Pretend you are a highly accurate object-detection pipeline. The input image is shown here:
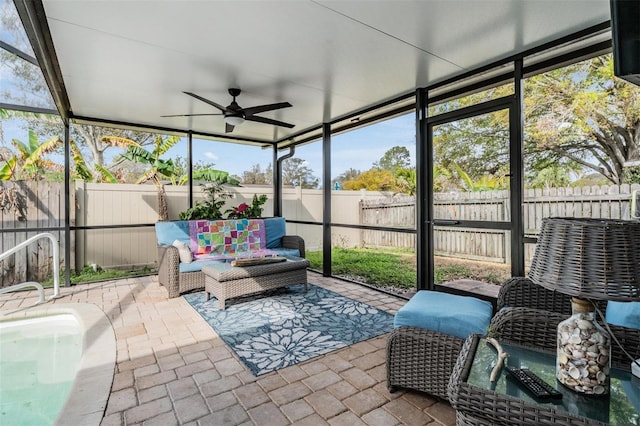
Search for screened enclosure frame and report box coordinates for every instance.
[3,3,615,295]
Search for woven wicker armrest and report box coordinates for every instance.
[489,307,565,353]
[608,323,640,371]
[498,277,609,315]
[157,245,180,298]
[281,235,306,258]
[497,277,573,314]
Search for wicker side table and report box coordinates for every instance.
[448,335,640,426]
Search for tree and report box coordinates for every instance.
[282,158,319,189]
[525,54,640,185]
[241,163,273,185]
[374,146,411,171]
[454,164,508,192]
[526,164,575,189]
[394,168,416,195]
[343,169,396,191]
[333,168,361,187]
[430,55,640,187]
[431,105,510,184]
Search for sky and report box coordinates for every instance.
[1,112,416,182]
[173,112,417,181]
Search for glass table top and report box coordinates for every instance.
[467,339,640,425]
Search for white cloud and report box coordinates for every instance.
[204,151,218,161]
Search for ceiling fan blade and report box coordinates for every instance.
[245,115,295,128]
[160,113,223,117]
[225,123,235,133]
[241,102,292,117]
[183,91,227,112]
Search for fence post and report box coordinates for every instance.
[75,179,86,272]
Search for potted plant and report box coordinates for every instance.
[225,194,268,219]
[178,182,232,220]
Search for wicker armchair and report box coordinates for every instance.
[157,235,305,298]
[491,277,640,371]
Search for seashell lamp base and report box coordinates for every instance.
[556,298,610,395]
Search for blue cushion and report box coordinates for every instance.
[270,248,301,258]
[264,217,286,249]
[393,290,493,340]
[155,221,189,246]
[179,259,225,273]
[606,301,640,330]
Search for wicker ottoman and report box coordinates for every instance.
[202,258,309,310]
[386,291,493,400]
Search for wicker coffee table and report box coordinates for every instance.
[202,257,309,310]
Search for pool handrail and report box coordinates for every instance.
[0,232,60,301]
[0,281,45,304]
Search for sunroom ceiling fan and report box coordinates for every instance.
[161,88,294,133]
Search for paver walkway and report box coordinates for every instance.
[0,272,463,425]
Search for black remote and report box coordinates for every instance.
[505,366,563,401]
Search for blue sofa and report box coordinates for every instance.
[155,217,305,298]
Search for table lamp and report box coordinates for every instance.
[528,217,640,395]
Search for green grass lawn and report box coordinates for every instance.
[306,247,417,289]
[306,247,507,291]
[42,264,156,287]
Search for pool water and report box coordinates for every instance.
[0,314,83,426]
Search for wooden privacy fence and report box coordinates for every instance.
[360,183,640,264]
[0,181,70,288]
[2,180,639,287]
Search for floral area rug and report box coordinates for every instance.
[183,284,394,375]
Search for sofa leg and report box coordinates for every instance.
[205,292,210,301]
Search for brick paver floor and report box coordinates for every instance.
[0,272,457,426]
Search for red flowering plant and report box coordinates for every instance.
[225,194,267,219]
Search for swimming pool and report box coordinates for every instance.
[0,304,115,426]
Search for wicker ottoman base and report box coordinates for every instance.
[202,258,309,310]
[386,326,464,400]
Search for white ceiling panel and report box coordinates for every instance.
[40,0,611,142]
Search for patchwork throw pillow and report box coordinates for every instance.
[188,219,266,258]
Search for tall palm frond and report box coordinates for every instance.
[136,168,160,185]
[71,140,93,181]
[121,145,156,165]
[0,157,17,181]
[193,169,240,186]
[99,136,141,149]
[157,135,180,154]
[22,135,62,169]
[94,164,119,183]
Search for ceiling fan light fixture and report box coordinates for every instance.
[224,113,245,126]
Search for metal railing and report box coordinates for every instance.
[0,233,60,303]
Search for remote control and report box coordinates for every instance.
[505,366,563,401]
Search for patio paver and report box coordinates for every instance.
[0,272,457,425]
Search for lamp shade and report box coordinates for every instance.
[529,217,640,301]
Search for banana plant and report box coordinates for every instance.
[116,134,179,220]
[0,130,63,180]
